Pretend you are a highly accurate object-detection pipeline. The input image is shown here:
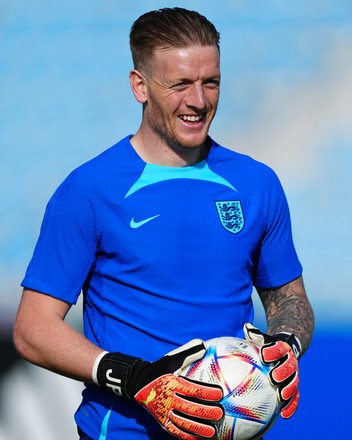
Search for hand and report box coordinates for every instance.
[243,323,302,419]
[94,340,223,439]
[132,340,223,439]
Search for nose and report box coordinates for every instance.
[185,83,206,110]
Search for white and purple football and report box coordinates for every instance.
[181,336,280,440]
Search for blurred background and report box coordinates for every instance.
[1,0,351,438]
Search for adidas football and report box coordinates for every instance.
[180,336,280,440]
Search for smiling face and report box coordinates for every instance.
[130,45,221,164]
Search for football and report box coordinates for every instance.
[180,336,280,440]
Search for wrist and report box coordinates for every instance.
[93,351,143,398]
[92,351,109,385]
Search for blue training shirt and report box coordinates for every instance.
[22,135,302,439]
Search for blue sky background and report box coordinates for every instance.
[1,1,351,438]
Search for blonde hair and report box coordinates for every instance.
[129,7,220,73]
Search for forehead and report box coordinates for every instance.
[150,45,220,80]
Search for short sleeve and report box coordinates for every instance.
[252,171,302,288]
[21,171,97,304]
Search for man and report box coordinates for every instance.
[13,7,314,440]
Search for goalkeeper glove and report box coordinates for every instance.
[93,340,224,439]
[243,323,302,419]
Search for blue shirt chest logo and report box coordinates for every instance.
[215,201,244,234]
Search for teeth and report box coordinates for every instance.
[180,115,202,122]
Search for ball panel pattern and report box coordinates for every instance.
[180,337,280,440]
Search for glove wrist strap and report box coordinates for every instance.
[273,332,302,360]
[94,352,142,398]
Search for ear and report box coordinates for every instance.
[129,69,148,104]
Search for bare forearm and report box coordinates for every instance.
[13,289,102,383]
[17,319,101,382]
[257,276,314,354]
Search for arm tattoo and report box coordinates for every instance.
[257,276,314,355]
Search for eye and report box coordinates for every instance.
[172,81,189,90]
[204,79,220,89]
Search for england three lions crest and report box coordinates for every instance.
[215,201,244,234]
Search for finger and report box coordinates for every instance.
[243,323,266,348]
[178,377,223,402]
[166,339,206,373]
[270,356,298,383]
[169,412,217,438]
[281,392,300,419]
[165,419,201,440]
[280,373,299,401]
[173,395,223,422]
[167,339,205,357]
[261,341,290,363]
[157,340,206,376]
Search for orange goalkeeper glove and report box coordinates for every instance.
[244,323,302,419]
[93,340,224,439]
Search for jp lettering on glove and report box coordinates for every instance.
[243,323,302,419]
[92,339,224,439]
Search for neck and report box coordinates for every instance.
[130,130,210,167]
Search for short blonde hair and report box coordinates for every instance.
[129,7,220,73]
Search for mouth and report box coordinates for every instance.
[178,114,204,123]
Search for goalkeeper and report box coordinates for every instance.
[13,7,314,440]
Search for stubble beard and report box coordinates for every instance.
[148,114,212,157]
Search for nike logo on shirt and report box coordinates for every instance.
[130,214,160,229]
